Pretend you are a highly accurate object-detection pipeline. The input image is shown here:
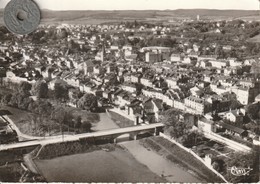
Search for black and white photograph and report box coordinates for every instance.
[0,0,259,183]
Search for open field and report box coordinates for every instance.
[1,9,260,25]
[39,9,260,21]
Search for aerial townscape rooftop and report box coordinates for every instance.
[0,0,259,183]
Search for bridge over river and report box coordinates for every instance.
[0,123,164,151]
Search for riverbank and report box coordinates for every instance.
[0,147,44,182]
[139,136,224,183]
[121,140,204,183]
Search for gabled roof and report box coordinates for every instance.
[143,100,154,110]
[221,122,246,134]
[152,99,163,110]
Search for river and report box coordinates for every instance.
[34,147,166,183]
[34,140,204,183]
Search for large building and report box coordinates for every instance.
[145,52,162,63]
[184,96,212,115]
[231,83,260,105]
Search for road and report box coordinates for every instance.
[0,115,43,140]
[0,123,164,151]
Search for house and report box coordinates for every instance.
[253,136,260,145]
[255,94,260,102]
[110,45,119,50]
[203,74,214,83]
[123,74,131,83]
[166,78,178,89]
[121,83,136,93]
[210,83,229,95]
[223,45,233,51]
[152,99,163,120]
[130,73,142,83]
[170,54,182,62]
[184,96,212,115]
[145,52,162,63]
[208,95,231,113]
[161,93,174,107]
[106,64,117,74]
[215,28,222,33]
[190,86,203,97]
[188,52,199,59]
[103,90,113,101]
[141,46,171,53]
[182,57,192,64]
[93,66,102,74]
[0,46,8,53]
[123,45,133,51]
[193,44,200,52]
[142,99,161,124]
[231,86,255,105]
[239,79,255,88]
[197,117,216,133]
[225,109,244,124]
[48,78,68,90]
[198,55,218,61]
[142,88,164,100]
[173,99,185,111]
[125,54,137,62]
[219,122,248,138]
[63,74,80,88]
[209,60,227,69]
[229,59,242,67]
[141,77,153,88]
[197,60,210,68]
[127,104,143,125]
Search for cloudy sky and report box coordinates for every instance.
[0,0,259,10]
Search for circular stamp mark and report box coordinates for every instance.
[4,0,41,35]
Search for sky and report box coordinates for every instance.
[0,0,259,10]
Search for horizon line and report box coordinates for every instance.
[0,8,259,11]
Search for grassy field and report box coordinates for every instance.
[39,9,260,21]
[1,9,259,26]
